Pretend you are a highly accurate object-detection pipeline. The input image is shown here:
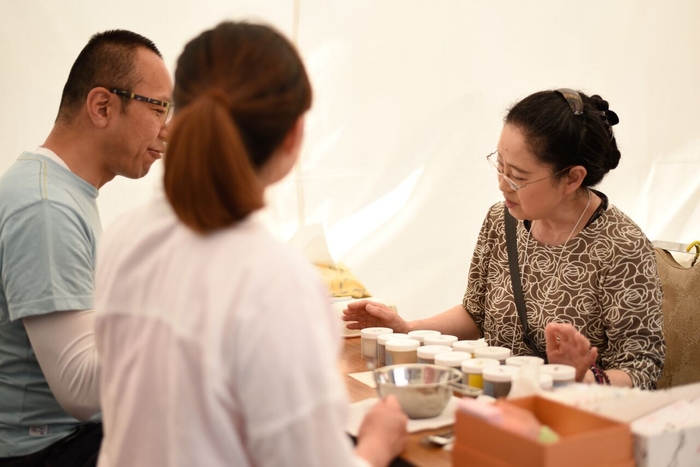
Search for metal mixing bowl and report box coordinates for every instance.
[373,364,462,419]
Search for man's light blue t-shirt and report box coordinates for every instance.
[0,152,101,456]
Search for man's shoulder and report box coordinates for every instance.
[0,153,94,223]
[0,155,49,220]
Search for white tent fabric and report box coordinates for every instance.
[1,1,698,321]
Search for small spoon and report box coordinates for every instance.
[420,430,454,447]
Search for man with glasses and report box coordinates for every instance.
[0,29,172,466]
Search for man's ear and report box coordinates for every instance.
[85,87,113,128]
[564,165,587,194]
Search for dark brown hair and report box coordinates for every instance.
[164,21,312,234]
[57,29,162,122]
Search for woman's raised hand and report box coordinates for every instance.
[342,300,409,334]
[545,322,599,382]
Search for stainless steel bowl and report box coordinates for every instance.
[373,364,462,419]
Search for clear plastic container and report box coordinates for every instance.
[376,333,409,367]
[360,327,393,364]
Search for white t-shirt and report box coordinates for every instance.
[94,197,364,467]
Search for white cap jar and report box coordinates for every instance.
[434,351,472,369]
[473,346,511,363]
[482,365,519,398]
[416,345,453,364]
[407,330,441,345]
[423,334,458,347]
[505,356,545,367]
[461,358,500,389]
[452,339,488,356]
[538,373,554,391]
[540,364,577,387]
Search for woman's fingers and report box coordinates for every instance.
[545,322,597,381]
[342,300,385,318]
[588,346,599,366]
[341,300,401,330]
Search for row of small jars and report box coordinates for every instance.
[360,327,577,398]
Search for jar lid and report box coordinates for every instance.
[505,356,545,367]
[417,345,453,359]
[385,338,420,352]
[435,351,472,367]
[360,327,394,340]
[539,373,554,390]
[423,334,458,346]
[461,358,501,373]
[452,339,488,352]
[483,365,519,382]
[474,346,511,361]
[377,333,409,345]
[539,364,576,381]
[407,330,441,342]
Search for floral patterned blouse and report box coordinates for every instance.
[463,198,665,389]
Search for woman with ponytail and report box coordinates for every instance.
[93,22,407,467]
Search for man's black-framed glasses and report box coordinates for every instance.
[110,89,174,126]
[486,151,572,191]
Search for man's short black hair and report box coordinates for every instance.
[57,29,162,122]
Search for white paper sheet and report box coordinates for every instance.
[346,396,460,436]
[348,370,376,388]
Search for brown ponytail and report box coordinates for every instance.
[164,21,312,234]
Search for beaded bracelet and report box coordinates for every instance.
[590,364,610,385]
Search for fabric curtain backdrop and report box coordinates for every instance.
[1,0,698,321]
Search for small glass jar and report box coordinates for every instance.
[360,327,393,363]
[505,356,545,368]
[452,339,488,356]
[474,346,511,364]
[461,358,500,389]
[416,345,453,364]
[540,364,577,387]
[385,339,420,365]
[407,330,441,345]
[376,333,409,367]
[482,365,519,398]
[423,334,458,347]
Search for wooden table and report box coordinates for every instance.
[340,337,452,467]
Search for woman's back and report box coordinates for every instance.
[95,198,356,467]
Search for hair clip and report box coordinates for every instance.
[554,88,584,115]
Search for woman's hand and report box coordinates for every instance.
[545,322,598,382]
[355,395,408,467]
[342,300,409,334]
